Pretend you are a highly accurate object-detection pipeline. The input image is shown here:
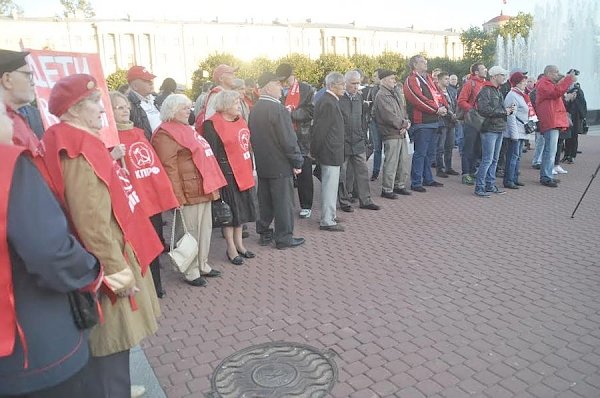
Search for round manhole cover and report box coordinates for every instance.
[209,342,337,398]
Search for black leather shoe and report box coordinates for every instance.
[202,269,222,277]
[319,224,345,232]
[238,250,256,258]
[503,183,519,189]
[370,174,379,181]
[446,169,460,176]
[258,234,273,246]
[226,252,244,265]
[276,237,305,249]
[340,205,354,212]
[156,288,166,298]
[411,186,427,192]
[393,188,412,195]
[359,203,381,210]
[424,181,444,187]
[436,170,449,178]
[381,191,398,199]
[541,180,558,188]
[515,181,525,186]
[185,277,207,287]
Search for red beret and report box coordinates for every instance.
[509,72,527,87]
[48,74,98,117]
[127,65,156,82]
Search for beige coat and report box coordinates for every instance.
[62,155,161,357]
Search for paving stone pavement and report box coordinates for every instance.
[141,134,600,398]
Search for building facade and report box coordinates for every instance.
[0,16,464,87]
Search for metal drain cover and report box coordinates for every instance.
[208,342,337,398]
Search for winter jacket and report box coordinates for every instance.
[535,75,574,133]
[128,91,153,140]
[339,91,367,155]
[373,86,409,141]
[403,72,447,125]
[504,89,531,140]
[311,91,345,166]
[476,83,507,133]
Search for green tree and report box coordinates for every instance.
[314,54,355,87]
[189,53,241,101]
[498,12,534,38]
[237,57,276,81]
[106,69,127,92]
[349,54,378,81]
[460,26,495,67]
[60,0,95,18]
[427,57,472,78]
[0,0,23,16]
[276,53,320,86]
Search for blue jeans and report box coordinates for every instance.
[540,129,559,182]
[532,132,544,166]
[475,132,503,192]
[455,122,464,157]
[503,139,523,185]
[369,120,382,177]
[410,123,438,187]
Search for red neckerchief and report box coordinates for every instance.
[6,105,43,156]
[154,121,226,194]
[511,87,536,118]
[208,113,255,192]
[41,123,162,279]
[413,72,444,108]
[0,145,30,368]
[118,127,179,215]
[284,80,301,130]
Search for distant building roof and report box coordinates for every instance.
[485,14,512,24]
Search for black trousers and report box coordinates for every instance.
[85,351,130,398]
[4,362,90,398]
[295,156,313,210]
[497,137,509,170]
[256,176,295,245]
[565,114,582,158]
[149,213,164,293]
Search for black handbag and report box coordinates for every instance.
[516,116,537,134]
[212,199,233,228]
[68,291,99,330]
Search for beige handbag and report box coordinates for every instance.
[168,207,198,273]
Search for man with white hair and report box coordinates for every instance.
[311,72,346,231]
[338,69,380,211]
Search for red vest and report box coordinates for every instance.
[194,86,223,134]
[41,123,162,276]
[154,121,226,194]
[6,105,42,156]
[0,145,26,361]
[208,113,255,192]
[118,127,179,215]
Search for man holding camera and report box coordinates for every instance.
[535,65,577,188]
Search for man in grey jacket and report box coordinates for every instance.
[373,69,412,199]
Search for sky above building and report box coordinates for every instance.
[17,0,537,31]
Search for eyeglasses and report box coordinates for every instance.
[13,70,34,83]
[114,105,131,111]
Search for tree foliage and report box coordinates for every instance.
[277,53,319,86]
[314,54,355,86]
[0,0,23,16]
[106,69,128,91]
[60,0,95,18]
[498,12,534,39]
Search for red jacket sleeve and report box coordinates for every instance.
[537,76,574,101]
[403,75,439,115]
[457,81,473,112]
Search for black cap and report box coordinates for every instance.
[378,69,396,80]
[0,49,30,75]
[275,63,293,80]
[257,71,283,88]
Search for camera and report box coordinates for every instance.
[568,69,580,76]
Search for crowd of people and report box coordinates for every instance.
[0,44,589,397]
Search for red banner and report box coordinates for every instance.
[25,49,119,147]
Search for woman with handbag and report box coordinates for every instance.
[152,94,227,287]
[41,74,162,398]
[204,90,257,265]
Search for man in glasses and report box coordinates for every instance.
[0,49,42,155]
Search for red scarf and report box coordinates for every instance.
[208,113,255,191]
[511,87,537,119]
[118,127,179,215]
[41,123,162,277]
[414,72,444,108]
[154,121,226,194]
[284,80,301,130]
[0,145,28,366]
[6,105,42,156]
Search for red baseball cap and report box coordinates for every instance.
[48,74,98,117]
[212,64,238,83]
[127,65,156,82]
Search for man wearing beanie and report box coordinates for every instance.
[0,49,42,154]
[276,63,316,219]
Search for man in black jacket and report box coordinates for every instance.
[474,66,515,197]
[249,72,305,249]
[276,63,316,219]
[311,72,346,232]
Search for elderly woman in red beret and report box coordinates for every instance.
[41,74,162,398]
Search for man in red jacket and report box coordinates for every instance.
[536,65,577,187]
[457,63,488,185]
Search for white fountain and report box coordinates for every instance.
[496,0,600,111]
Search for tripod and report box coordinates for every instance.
[571,161,600,218]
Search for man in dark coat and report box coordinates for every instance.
[276,63,316,219]
[0,108,100,397]
[249,72,305,249]
[311,72,346,232]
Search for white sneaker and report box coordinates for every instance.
[299,209,311,219]
[131,385,146,398]
[552,167,558,175]
[555,165,568,174]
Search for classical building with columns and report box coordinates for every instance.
[0,16,464,87]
